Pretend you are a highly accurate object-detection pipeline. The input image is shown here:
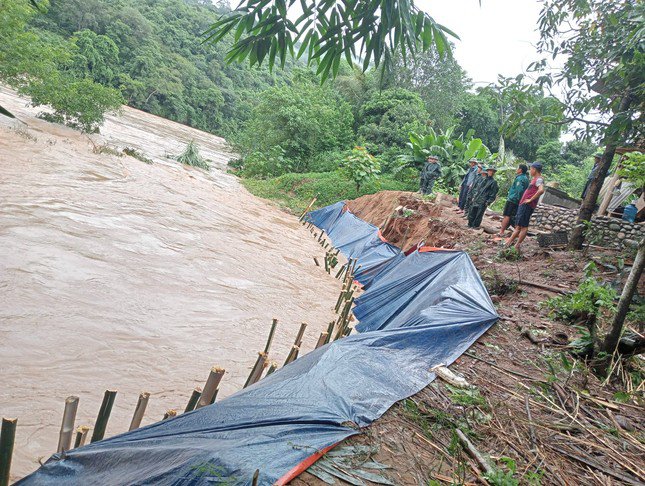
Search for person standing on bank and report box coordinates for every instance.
[457,158,479,213]
[420,155,442,195]
[468,167,499,228]
[497,163,529,237]
[463,163,484,216]
[505,162,545,250]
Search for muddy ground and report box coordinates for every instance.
[293,191,644,486]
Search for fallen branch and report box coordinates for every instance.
[547,445,643,485]
[517,280,570,294]
[456,429,493,475]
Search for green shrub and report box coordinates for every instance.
[235,70,354,170]
[242,171,416,214]
[28,74,123,133]
[545,264,617,322]
[175,140,210,170]
[340,146,380,191]
[239,146,290,178]
[306,150,348,173]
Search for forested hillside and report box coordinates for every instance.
[2,0,597,207]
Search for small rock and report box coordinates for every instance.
[609,223,621,231]
[617,232,626,239]
[624,239,638,248]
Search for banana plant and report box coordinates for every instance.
[399,126,490,190]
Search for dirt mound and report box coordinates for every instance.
[346,191,469,251]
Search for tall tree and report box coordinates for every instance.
[381,48,470,130]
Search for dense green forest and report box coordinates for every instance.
[1,0,598,209]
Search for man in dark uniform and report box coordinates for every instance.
[420,155,442,195]
[468,166,499,228]
[463,163,484,217]
[457,158,479,212]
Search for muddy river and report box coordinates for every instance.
[0,88,339,480]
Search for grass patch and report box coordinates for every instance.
[123,147,153,164]
[175,140,210,170]
[445,385,488,409]
[241,171,417,214]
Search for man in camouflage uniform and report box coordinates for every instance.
[420,155,442,195]
[468,166,499,228]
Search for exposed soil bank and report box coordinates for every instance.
[0,88,341,480]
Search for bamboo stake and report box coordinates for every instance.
[129,392,150,431]
[184,388,202,413]
[293,322,307,347]
[91,390,117,443]
[335,297,355,339]
[315,332,328,349]
[283,345,300,366]
[325,321,335,344]
[313,256,320,266]
[0,418,17,486]
[56,396,79,453]
[196,367,225,409]
[162,410,177,421]
[335,285,348,312]
[263,318,279,354]
[244,352,268,388]
[73,426,90,449]
[252,469,260,486]
[335,262,347,279]
[318,229,325,243]
[298,197,317,222]
[343,326,353,337]
[209,388,219,405]
[266,362,278,376]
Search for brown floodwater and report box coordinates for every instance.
[0,88,339,481]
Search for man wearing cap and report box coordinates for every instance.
[457,158,479,212]
[581,152,602,199]
[463,163,484,216]
[506,162,545,250]
[497,163,529,237]
[468,166,499,228]
[420,155,442,195]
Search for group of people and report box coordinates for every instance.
[419,155,546,250]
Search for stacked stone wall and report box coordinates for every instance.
[531,204,643,250]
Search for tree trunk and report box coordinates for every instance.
[601,237,645,354]
[568,94,633,250]
[568,143,617,249]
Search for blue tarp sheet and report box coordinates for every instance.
[20,202,498,486]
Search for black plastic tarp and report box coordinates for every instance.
[20,202,497,486]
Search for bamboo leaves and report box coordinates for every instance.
[204,0,458,81]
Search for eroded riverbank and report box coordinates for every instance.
[0,89,340,480]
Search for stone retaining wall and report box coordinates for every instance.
[531,203,644,250]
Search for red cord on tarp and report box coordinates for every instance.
[275,442,341,485]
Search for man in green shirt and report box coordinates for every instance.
[497,164,529,237]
